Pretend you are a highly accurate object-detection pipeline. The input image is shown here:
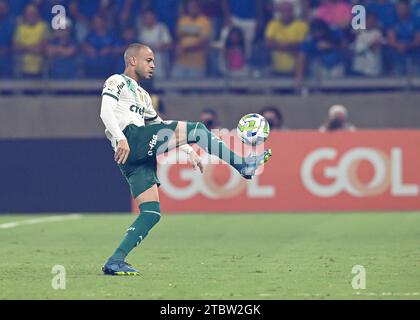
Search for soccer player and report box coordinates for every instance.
[100,43,272,275]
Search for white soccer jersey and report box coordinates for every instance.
[100,73,159,148]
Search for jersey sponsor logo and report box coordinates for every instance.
[129,104,145,116]
[148,134,158,156]
[116,82,125,95]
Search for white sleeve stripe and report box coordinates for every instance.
[142,210,161,216]
[192,122,199,136]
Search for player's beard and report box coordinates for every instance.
[136,68,152,81]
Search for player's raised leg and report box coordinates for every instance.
[166,121,272,178]
[102,185,161,276]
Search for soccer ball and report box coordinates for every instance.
[237,113,270,146]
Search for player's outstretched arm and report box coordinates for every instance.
[100,95,130,164]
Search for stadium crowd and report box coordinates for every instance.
[0,0,419,81]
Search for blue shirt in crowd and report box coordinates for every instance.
[48,35,78,78]
[0,18,14,47]
[74,0,102,18]
[151,0,179,35]
[0,17,15,77]
[391,16,420,43]
[85,32,115,53]
[228,0,257,20]
[366,2,397,30]
[7,0,27,17]
[414,3,420,26]
[302,30,344,70]
[83,32,116,77]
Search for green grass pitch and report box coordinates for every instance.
[1,212,420,300]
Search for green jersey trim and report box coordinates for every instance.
[145,115,158,122]
[102,92,119,101]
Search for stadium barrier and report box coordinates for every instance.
[0,138,130,213]
[0,77,419,95]
[132,130,420,213]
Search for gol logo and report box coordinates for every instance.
[158,153,275,200]
[301,147,419,197]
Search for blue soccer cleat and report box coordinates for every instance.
[240,149,272,179]
[102,259,140,276]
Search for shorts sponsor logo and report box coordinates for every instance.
[148,134,158,156]
[301,147,419,197]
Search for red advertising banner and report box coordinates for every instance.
[133,130,420,213]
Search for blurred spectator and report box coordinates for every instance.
[172,0,212,79]
[46,19,78,78]
[146,0,181,38]
[259,106,287,130]
[352,13,384,77]
[114,0,137,28]
[366,0,397,31]
[415,1,420,25]
[2,0,420,80]
[137,9,173,79]
[222,27,249,77]
[113,26,137,74]
[8,0,27,18]
[222,0,264,58]
[81,15,115,78]
[300,0,316,21]
[265,1,308,76]
[319,104,356,132]
[200,0,224,41]
[386,0,420,75]
[200,0,225,77]
[200,108,221,130]
[295,19,344,88]
[248,0,274,76]
[0,0,15,78]
[69,0,102,42]
[13,3,49,78]
[314,0,352,30]
[93,0,142,30]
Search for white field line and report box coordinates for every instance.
[294,292,420,297]
[353,292,420,297]
[0,214,82,229]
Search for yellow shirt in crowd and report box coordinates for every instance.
[265,19,308,73]
[176,15,212,68]
[13,20,49,75]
